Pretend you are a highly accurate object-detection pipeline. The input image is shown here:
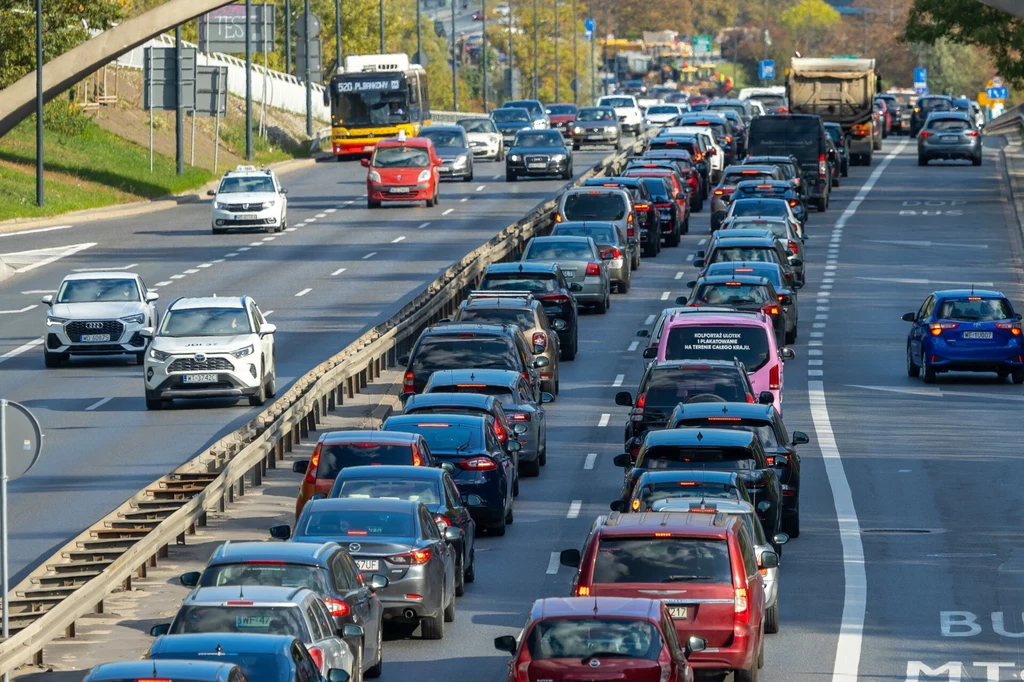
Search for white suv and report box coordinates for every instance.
[209,165,288,234]
[142,296,277,410]
[598,95,644,135]
[41,272,159,367]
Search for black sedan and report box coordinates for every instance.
[506,130,573,181]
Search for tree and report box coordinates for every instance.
[919,37,993,97]
[779,0,841,54]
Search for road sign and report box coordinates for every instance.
[993,76,1004,88]
[198,4,275,54]
[413,49,430,67]
[295,12,321,38]
[144,46,197,111]
[758,60,775,80]
[192,66,229,117]
[0,401,42,482]
[584,17,595,32]
[692,35,713,56]
[296,39,323,83]
[987,86,1008,101]
[913,67,927,87]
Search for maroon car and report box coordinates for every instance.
[495,596,706,682]
[546,103,578,136]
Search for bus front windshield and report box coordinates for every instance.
[334,76,412,127]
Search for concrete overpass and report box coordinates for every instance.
[976,0,1024,18]
[0,0,235,137]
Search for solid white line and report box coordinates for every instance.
[0,225,72,238]
[85,396,113,411]
[660,291,670,301]
[20,290,52,294]
[613,374,625,387]
[392,236,406,243]
[598,413,610,427]
[183,269,200,274]
[5,242,96,273]
[72,263,137,272]
[567,500,582,519]
[0,337,44,365]
[628,341,639,352]
[0,305,37,315]
[584,453,597,470]
[331,268,347,276]
[644,314,656,325]
[675,272,684,280]
[418,222,431,229]
[442,208,455,215]
[476,185,486,191]
[546,552,561,575]
[363,252,377,260]
[155,281,172,287]
[295,288,312,297]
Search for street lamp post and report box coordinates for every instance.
[571,0,577,105]
[483,0,489,110]
[35,0,43,207]
[452,0,458,109]
[508,0,514,99]
[379,0,385,52]
[533,0,539,98]
[554,0,559,102]
[335,0,342,68]
[590,16,595,103]
[416,0,421,63]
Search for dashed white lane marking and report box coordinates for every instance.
[675,272,684,280]
[249,241,265,247]
[809,359,823,366]
[809,340,823,346]
[825,264,838,270]
[238,247,251,252]
[698,238,707,245]
[183,269,200,274]
[460,197,469,203]
[85,396,113,411]
[212,259,226,264]
[813,323,827,329]
[198,263,213,268]
[811,332,825,338]
[392,236,406,243]
[331,268,347,276]
[567,501,582,519]
[644,314,656,325]
[155,281,172,287]
[809,369,824,377]
[286,227,297,232]
[685,254,694,262]
[442,208,455,215]
[613,374,625,387]
[316,213,327,218]
[0,225,72,238]
[809,349,823,356]
[170,274,185,280]
[262,236,276,242]
[325,208,337,214]
[305,218,318,223]
[295,288,312,297]
[363,252,377,260]
[225,252,239,257]
[598,414,610,427]
[263,310,274,316]
[817,306,830,312]
[816,314,829,320]
[345,200,355,205]
[584,453,597,470]
[418,222,431,229]
[0,305,37,315]
[0,338,44,365]
[476,185,486,191]
[493,173,504,180]
[660,291,670,301]
[546,552,561,575]
[627,341,639,352]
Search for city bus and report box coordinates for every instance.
[325,53,432,158]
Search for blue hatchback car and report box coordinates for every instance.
[903,289,1024,383]
[381,413,517,535]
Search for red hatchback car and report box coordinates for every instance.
[560,511,776,682]
[494,596,706,682]
[362,132,441,208]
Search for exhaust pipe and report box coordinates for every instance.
[403,608,416,619]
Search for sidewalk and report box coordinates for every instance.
[12,370,402,681]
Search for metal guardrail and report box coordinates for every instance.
[0,131,654,672]
[985,103,1024,137]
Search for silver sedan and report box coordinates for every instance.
[550,221,636,294]
[521,235,612,313]
[918,112,982,166]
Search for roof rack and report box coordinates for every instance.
[467,290,534,300]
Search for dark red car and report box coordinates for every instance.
[494,596,706,682]
[546,103,579,136]
[560,511,775,682]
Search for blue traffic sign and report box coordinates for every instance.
[584,17,595,31]
[913,67,927,86]
[758,60,775,80]
[987,86,1008,100]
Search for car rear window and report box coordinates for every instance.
[171,605,308,637]
[708,103,747,118]
[722,220,788,239]
[664,325,770,371]
[748,117,820,163]
[709,246,780,266]
[927,118,971,131]
[200,563,331,593]
[722,171,771,189]
[676,420,778,448]
[551,225,617,244]
[411,336,518,372]
[457,308,536,329]
[593,537,732,583]
[637,481,740,510]
[642,445,756,469]
[299,509,415,537]
[749,94,786,110]
[563,193,627,221]
[729,200,788,218]
[334,478,441,504]
[526,617,662,660]
[525,240,593,260]
[316,442,418,478]
[936,297,1013,321]
[693,282,771,306]
[643,367,749,408]
[427,383,515,407]
[919,98,951,111]
[147,652,288,682]
[480,273,559,293]
[388,424,481,454]
[601,97,635,108]
[640,178,672,202]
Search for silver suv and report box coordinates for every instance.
[41,272,159,367]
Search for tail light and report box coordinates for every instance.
[761,304,781,316]
[532,331,548,350]
[713,188,733,196]
[538,293,571,304]
[789,200,799,208]
[919,131,930,138]
[510,412,532,422]
[600,248,623,260]
[586,262,601,276]
[403,371,415,393]
[627,212,635,236]
[458,456,498,470]
[745,393,755,403]
[521,371,531,385]
[694,152,704,161]
[554,213,563,223]
[305,444,321,484]
[493,420,507,443]
[657,645,674,682]
[966,130,979,137]
[852,123,871,136]
[634,203,650,212]
[778,107,789,113]
[308,646,324,671]
[818,154,827,179]
[929,322,959,336]
[687,175,699,190]
[996,322,1022,336]
[630,392,646,422]
[411,443,424,466]
[389,548,433,564]
[725,135,733,144]
[777,294,786,303]
[769,364,781,390]
[576,585,591,596]
[787,239,799,255]
[324,598,351,618]
[734,586,751,623]
[434,515,450,531]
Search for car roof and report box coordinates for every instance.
[696,274,771,286]
[714,228,777,239]
[636,469,742,485]
[185,585,312,605]
[305,497,422,514]
[736,180,789,188]
[62,271,139,281]
[727,165,778,174]
[404,392,498,410]
[671,401,776,421]
[209,540,339,565]
[421,125,464,133]
[744,154,796,162]
[149,632,296,655]
[665,310,770,327]
[86,660,236,682]
[376,137,433,149]
[583,177,643,186]
[644,427,756,448]
[493,106,530,114]
[463,296,536,309]
[553,220,618,229]
[927,111,970,120]
[933,288,1006,299]
[335,464,446,481]
[318,429,417,445]
[655,499,756,516]
[385,413,488,429]
[650,358,745,370]
[423,322,514,335]
[598,511,738,538]
[223,165,275,177]
[531,597,661,620]
[170,296,246,310]
[425,368,521,386]
[531,235,594,244]
[486,262,560,274]
[710,236,778,247]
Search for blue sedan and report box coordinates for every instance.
[903,289,1024,383]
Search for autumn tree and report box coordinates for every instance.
[779,0,841,54]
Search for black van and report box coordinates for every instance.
[747,114,832,212]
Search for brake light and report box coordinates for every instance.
[634,203,650,212]
[919,131,930,138]
[510,412,532,422]
[734,586,750,620]
[789,200,799,207]
[577,585,590,596]
[307,646,324,671]
[586,262,601,276]
[459,456,498,470]
[769,364,781,390]
[930,322,959,336]
[762,304,781,316]
[787,239,799,255]
[996,322,1022,336]
[403,371,415,393]
[226,600,254,605]
[967,130,979,137]
[538,293,570,304]
[766,455,775,466]
[533,331,548,350]
[600,248,623,260]
[433,515,449,531]
[713,188,733,196]
[324,598,351,617]
[411,443,424,465]
[745,393,755,403]
[389,548,432,564]
[554,213,563,222]
[305,444,321,484]
[818,154,827,179]
[493,420,507,443]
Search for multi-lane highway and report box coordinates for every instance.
[0,148,609,584]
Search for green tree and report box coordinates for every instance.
[918,37,993,97]
[779,0,841,54]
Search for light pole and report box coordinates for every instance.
[571,0,577,105]
[590,16,596,103]
[508,0,514,99]
[452,0,458,109]
[416,0,421,62]
[483,0,489,110]
[245,0,253,160]
[532,0,539,98]
[304,0,312,136]
[379,0,385,52]
[554,0,559,102]
[35,0,43,207]
[335,0,342,68]
[285,0,291,76]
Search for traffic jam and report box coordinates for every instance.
[63,71,1011,682]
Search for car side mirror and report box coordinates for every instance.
[756,500,771,513]
[269,524,292,540]
[642,347,658,359]
[1016,313,1022,321]
[792,431,809,445]
[686,636,707,656]
[206,189,216,196]
[609,499,626,512]
[569,283,584,292]
[901,312,917,322]
[759,550,779,569]
[559,548,581,567]
[551,318,567,331]
[774,455,789,468]
[533,356,550,368]
[507,440,522,452]
[781,347,795,361]
[179,571,201,587]
[260,323,277,336]
[627,236,638,245]
[341,624,364,639]
[494,634,518,654]
[360,158,370,167]
[773,532,790,546]
[513,422,529,434]
[280,188,289,195]
[693,259,705,269]
[636,328,649,337]
[397,354,410,366]
[686,280,698,288]
[139,327,154,339]
[675,295,689,305]
[615,391,633,407]
[442,462,457,474]
[326,670,350,682]
[369,574,389,591]
[779,295,793,306]
[541,392,554,403]
[292,460,309,474]
[613,453,631,468]
[310,493,327,501]
[789,258,803,267]
[462,493,484,506]
[145,292,160,302]
[694,250,705,258]
[40,295,53,306]
[150,623,171,637]
[758,391,774,405]
[444,526,463,543]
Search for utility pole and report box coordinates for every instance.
[452,0,458,109]
[245,0,253,160]
[416,0,422,64]
[379,0,385,52]
[175,25,184,176]
[508,0,514,99]
[335,0,342,69]
[554,0,560,102]
[761,0,767,61]
[285,0,291,76]
[304,0,312,137]
[571,0,578,105]
[533,0,539,98]
[590,15,596,103]
[35,0,43,207]
[483,0,489,110]
[862,10,868,58]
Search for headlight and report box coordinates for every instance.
[605,126,618,133]
[260,200,275,209]
[214,201,227,209]
[368,170,381,183]
[149,347,171,361]
[417,169,431,182]
[230,344,254,358]
[120,314,146,325]
[46,316,67,327]
[551,154,566,162]
[573,126,582,134]
[453,155,468,168]
[510,154,520,162]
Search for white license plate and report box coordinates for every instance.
[561,269,576,278]
[440,166,452,172]
[962,331,993,339]
[528,162,547,169]
[234,214,258,221]
[80,334,110,343]
[355,559,380,572]
[667,606,688,620]
[183,373,218,383]
[940,135,959,143]
[587,134,604,140]
[389,187,411,194]
[363,145,375,151]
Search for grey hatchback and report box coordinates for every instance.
[550,221,636,294]
[521,236,612,313]
[918,112,982,166]
[418,125,474,181]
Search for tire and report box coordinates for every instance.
[864,151,872,165]
[617,277,630,294]
[539,445,547,466]
[918,156,927,167]
[765,601,780,634]
[212,226,225,234]
[667,227,680,247]
[562,166,572,180]
[490,513,507,536]
[145,396,164,410]
[642,240,658,258]
[43,351,62,368]
[841,163,848,177]
[454,554,466,595]
[248,369,268,406]
[420,610,444,640]
[367,199,381,209]
[505,503,514,524]
[506,170,516,182]
[464,549,476,583]
[265,371,277,399]
[513,472,520,497]
[463,169,474,182]
[691,198,701,213]
[735,660,759,682]
[572,143,580,151]
[973,155,983,166]
[365,623,383,678]
[922,355,937,384]
[520,458,541,477]
[906,345,920,378]
[444,591,456,621]
[594,293,608,314]
[816,197,827,213]
[832,174,839,188]
[561,334,577,361]
[782,507,800,538]
[135,351,145,365]
[1013,367,1024,384]
[785,327,796,345]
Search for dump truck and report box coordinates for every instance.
[787,57,877,165]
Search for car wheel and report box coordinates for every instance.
[490,513,507,536]
[145,396,164,410]
[367,199,381,209]
[420,609,444,640]
[595,294,608,314]
[642,240,657,258]
[782,506,800,538]
[667,226,681,247]
[617,277,631,294]
[453,555,465,599]
[973,155,983,166]
[785,327,796,345]
[906,345,920,378]
[922,355,937,384]
[248,369,268,406]
[918,156,927,166]
[365,622,383,678]
[539,443,547,466]
[765,601,780,634]
[265,371,277,399]
[562,165,572,180]
[735,659,759,682]
[505,502,514,524]
[1013,367,1024,384]
[841,163,848,177]
[464,548,476,583]
[520,458,540,477]
[513,472,520,497]
[832,175,839,188]
[135,351,145,365]
[561,337,577,361]
[43,351,62,368]
[506,170,516,182]
[816,197,827,212]
[573,143,580,151]
[464,169,474,183]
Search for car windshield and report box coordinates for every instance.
[527,617,662,660]
[148,651,287,682]
[640,179,672,202]
[825,127,842,144]
[504,101,541,116]
[729,200,788,218]
[919,98,951,111]
[601,97,634,108]
[928,118,971,131]
[411,336,518,371]
[314,442,416,478]
[480,273,559,293]
[457,308,536,329]
[563,193,627,221]
[385,424,480,454]
[218,176,275,193]
[459,118,496,133]
[334,478,441,504]
[547,105,576,115]
[159,307,252,337]
[56,278,139,303]
[693,283,771,305]
[723,220,788,239]
[298,509,415,537]
[722,172,772,189]
[936,297,1013,321]
[643,367,749,409]
[492,109,530,122]
[420,130,465,148]
[749,94,786,110]
[637,481,741,510]
[515,132,564,147]
[552,226,616,244]
[427,383,515,407]
[642,445,756,470]
[578,108,615,122]
[199,563,330,594]
[593,537,732,583]
[647,105,679,115]
[664,324,771,371]
[709,246,778,265]
[525,240,593,260]
[373,146,430,168]
[170,605,307,638]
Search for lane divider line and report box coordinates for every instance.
[238,247,251,252]
[183,269,200,274]
[613,374,625,387]
[567,501,582,519]
[198,263,213,269]
[325,208,337,214]
[584,453,597,470]
[598,413,610,427]
[809,369,824,377]
[627,341,639,352]
[442,208,455,216]
[212,259,226,264]
[418,222,431,229]
[85,397,113,411]
[0,225,72,238]
[392,236,406,243]
[224,253,239,258]
[331,268,347,276]
[660,291,670,301]
[316,213,327,218]
[263,310,274,316]
[0,305,37,315]
[546,552,560,575]
[170,274,185,280]
[295,288,312,297]
[685,254,694,262]
[363,252,377,260]
[0,337,44,365]
[155,281,172,287]
[644,314,656,325]
[476,185,486,191]
[675,272,684,280]
[286,227,298,232]
[698,238,707,245]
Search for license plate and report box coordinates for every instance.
[528,162,547,169]
[667,606,688,620]
[80,334,110,343]
[363,145,375,151]
[355,559,380,572]
[234,214,258,221]
[940,135,959,143]
[183,373,218,383]
[440,166,452,172]
[962,331,993,339]
[389,187,411,194]
[561,269,576,278]
[587,134,604,140]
